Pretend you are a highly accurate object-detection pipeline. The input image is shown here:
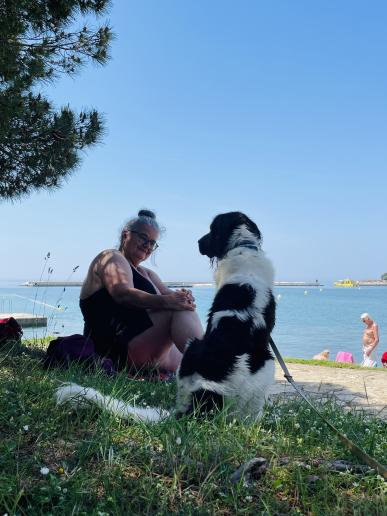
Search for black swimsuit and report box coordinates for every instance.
[80,265,157,367]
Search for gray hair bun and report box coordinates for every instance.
[118,209,162,251]
[138,209,156,219]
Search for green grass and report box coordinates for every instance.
[0,339,386,515]
[283,357,387,371]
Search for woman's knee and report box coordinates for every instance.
[172,310,204,336]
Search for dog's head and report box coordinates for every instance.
[198,212,262,260]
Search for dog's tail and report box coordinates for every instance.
[55,382,169,423]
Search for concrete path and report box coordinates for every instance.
[268,363,387,419]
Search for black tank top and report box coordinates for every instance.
[79,265,157,366]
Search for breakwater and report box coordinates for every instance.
[22,280,324,288]
[22,281,199,288]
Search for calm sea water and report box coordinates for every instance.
[1,284,386,364]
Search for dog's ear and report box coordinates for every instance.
[238,213,261,242]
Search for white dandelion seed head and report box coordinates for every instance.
[40,467,50,475]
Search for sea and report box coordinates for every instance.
[1,282,386,365]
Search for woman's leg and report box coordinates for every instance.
[126,309,204,372]
[157,344,183,372]
[158,310,204,371]
[127,310,173,369]
[169,310,203,352]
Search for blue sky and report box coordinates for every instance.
[2,1,387,284]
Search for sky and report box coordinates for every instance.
[2,1,387,284]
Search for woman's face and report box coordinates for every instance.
[122,223,159,265]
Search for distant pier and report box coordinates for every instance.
[22,281,83,287]
[22,280,324,288]
[0,312,47,327]
[357,280,387,286]
[22,280,197,288]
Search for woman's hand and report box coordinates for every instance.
[163,290,196,311]
[177,288,195,303]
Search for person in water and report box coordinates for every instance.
[80,209,204,372]
[360,312,379,367]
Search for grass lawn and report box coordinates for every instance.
[0,339,386,515]
[283,357,387,371]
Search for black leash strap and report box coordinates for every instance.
[269,337,387,480]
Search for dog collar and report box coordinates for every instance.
[236,240,259,251]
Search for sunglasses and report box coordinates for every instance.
[129,230,159,251]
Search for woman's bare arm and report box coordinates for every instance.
[96,251,194,311]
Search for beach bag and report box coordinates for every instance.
[335,351,354,363]
[43,334,116,375]
[0,317,23,346]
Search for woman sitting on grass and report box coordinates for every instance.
[80,209,203,375]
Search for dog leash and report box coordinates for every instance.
[269,337,387,480]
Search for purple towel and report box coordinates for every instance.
[43,334,116,375]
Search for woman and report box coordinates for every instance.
[360,313,379,367]
[80,209,203,373]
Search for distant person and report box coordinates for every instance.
[381,351,387,368]
[313,349,330,361]
[360,313,379,367]
[80,209,204,374]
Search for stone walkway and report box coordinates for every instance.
[268,363,387,419]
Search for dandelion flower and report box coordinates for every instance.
[176,437,182,445]
[40,467,50,475]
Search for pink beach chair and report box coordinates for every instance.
[335,351,354,363]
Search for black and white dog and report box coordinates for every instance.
[176,211,276,420]
[55,212,275,423]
